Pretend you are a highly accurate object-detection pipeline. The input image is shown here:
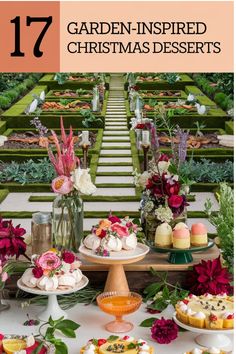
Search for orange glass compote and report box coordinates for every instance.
[97,291,142,333]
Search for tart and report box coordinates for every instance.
[176,293,234,329]
[184,347,226,354]
[191,223,208,246]
[80,336,153,354]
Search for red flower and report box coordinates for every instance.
[99,229,107,238]
[108,214,121,224]
[136,123,145,129]
[62,250,75,264]
[151,317,178,344]
[152,186,163,197]
[186,256,233,295]
[32,267,43,279]
[159,154,170,162]
[168,195,183,208]
[152,175,160,183]
[165,181,180,196]
[0,218,26,261]
[146,179,154,189]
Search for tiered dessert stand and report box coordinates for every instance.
[79,243,149,292]
[17,275,89,321]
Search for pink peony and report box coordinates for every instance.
[51,175,73,195]
[37,251,61,271]
[151,317,178,344]
[32,267,43,279]
[62,250,75,264]
[111,223,129,237]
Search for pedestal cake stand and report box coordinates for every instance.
[149,240,214,264]
[17,275,89,321]
[173,312,233,349]
[79,243,149,292]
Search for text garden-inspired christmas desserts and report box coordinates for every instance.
[83,214,140,256]
[80,336,153,354]
[176,293,234,329]
[21,250,83,291]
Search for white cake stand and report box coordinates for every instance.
[79,243,149,292]
[17,275,89,321]
[173,313,233,349]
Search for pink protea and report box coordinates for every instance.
[51,175,73,194]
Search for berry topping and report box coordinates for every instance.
[123,336,130,340]
[183,299,189,305]
[227,314,234,320]
[98,339,107,346]
[0,333,4,340]
[209,314,218,322]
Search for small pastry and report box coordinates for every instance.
[121,233,137,250]
[188,311,206,328]
[191,223,208,246]
[101,235,122,252]
[222,312,234,328]
[71,268,83,283]
[205,314,223,329]
[37,275,59,291]
[58,274,76,289]
[173,228,190,249]
[83,233,101,250]
[155,222,172,247]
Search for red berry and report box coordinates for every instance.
[183,299,189,305]
[0,334,4,340]
[227,314,234,320]
[123,336,130,340]
[98,339,107,346]
[209,314,217,322]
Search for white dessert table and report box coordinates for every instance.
[0,301,233,353]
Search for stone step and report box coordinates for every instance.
[105,118,127,122]
[96,176,134,184]
[102,136,130,141]
[105,122,127,126]
[98,157,132,163]
[105,127,128,131]
[102,142,131,147]
[103,131,129,135]
[100,149,131,155]
[97,166,133,173]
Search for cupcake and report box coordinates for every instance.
[191,223,208,246]
[188,311,206,328]
[173,228,190,249]
[155,222,173,248]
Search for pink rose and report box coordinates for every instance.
[108,215,121,224]
[111,223,129,237]
[1,272,8,282]
[37,251,61,271]
[51,175,73,195]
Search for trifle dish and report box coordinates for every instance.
[176,293,234,329]
[80,336,153,354]
[83,214,140,256]
[21,249,83,291]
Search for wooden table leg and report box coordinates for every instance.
[104,264,129,293]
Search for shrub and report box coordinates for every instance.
[0,96,11,109]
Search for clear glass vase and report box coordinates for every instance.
[52,193,84,252]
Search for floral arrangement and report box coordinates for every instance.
[83,213,140,256]
[134,154,188,224]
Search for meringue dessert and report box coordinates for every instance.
[176,293,234,329]
[83,214,139,256]
[191,223,208,246]
[21,249,83,292]
[80,336,153,354]
[155,222,172,247]
[184,348,226,354]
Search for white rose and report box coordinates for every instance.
[72,168,96,195]
[157,160,170,174]
[0,135,7,147]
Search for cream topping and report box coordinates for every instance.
[123,336,135,342]
[193,311,206,319]
[191,349,203,354]
[179,304,188,313]
[208,348,221,354]
[26,335,35,347]
[121,233,137,250]
[140,344,150,351]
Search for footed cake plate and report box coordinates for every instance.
[173,312,233,349]
[17,275,89,321]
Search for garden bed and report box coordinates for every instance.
[39,74,110,90]
[46,88,94,99]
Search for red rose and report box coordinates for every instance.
[136,123,145,129]
[159,154,170,162]
[108,215,121,224]
[99,229,107,238]
[165,181,180,196]
[168,195,183,208]
[62,250,75,264]
[153,186,163,197]
[146,179,153,189]
[152,175,160,183]
[32,267,43,279]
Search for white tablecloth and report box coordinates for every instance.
[0,301,233,353]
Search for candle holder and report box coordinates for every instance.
[142,144,150,171]
[81,144,90,169]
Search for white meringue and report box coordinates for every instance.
[58,274,76,288]
[222,311,233,319]
[61,261,71,274]
[121,233,137,250]
[84,234,101,250]
[187,308,196,316]
[71,269,83,283]
[26,335,35,347]
[193,312,206,319]
[140,344,150,351]
[191,349,203,354]
[84,343,96,354]
[179,304,188,313]
[208,348,221,354]
[37,275,59,291]
[21,269,38,288]
[102,235,122,252]
[137,339,147,345]
[123,336,135,342]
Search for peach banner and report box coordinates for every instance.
[60,1,233,72]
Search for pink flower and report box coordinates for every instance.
[1,272,8,282]
[111,223,129,237]
[168,195,184,208]
[62,250,75,264]
[32,267,43,279]
[37,251,61,271]
[51,175,73,195]
[151,317,178,344]
[159,154,170,162]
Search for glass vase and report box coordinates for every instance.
[52,193,84,252]
[0,288,10,312]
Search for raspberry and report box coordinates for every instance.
[123,336,130,340]
[227,314,234,320]
[209,314,217,322]
[98,339,107,346]
[183,299,189,305]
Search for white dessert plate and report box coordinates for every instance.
[79,242,150,261]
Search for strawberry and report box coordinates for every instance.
[183,299,189,305]
[227,314,234,320]
[209,314,217,322]
[98,339,107,346]
[123,336,130,340]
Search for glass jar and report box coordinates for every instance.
[52,193,84,251]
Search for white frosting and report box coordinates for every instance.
[121,233,137,250]
[174,222,188,230]
[123,336,135,342]
[222,311,233,319]
[204,293,213,299]
[26,335,35,347]
[21,269,38,288]
[208,348,221,354]
[187,308,196,316]
[58,274,76,288]
[84,234,101,250]
[102,235,122,252]
[217,293,227,298]
[179,304,188,313]
[193,312,206,319]
[137,339,147,345]
[71,269,83,283]
[139,351,149,354]
[191,349,203,354]
[84,343,96,354]
[37,275,59,291]
[140,344,150,351]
